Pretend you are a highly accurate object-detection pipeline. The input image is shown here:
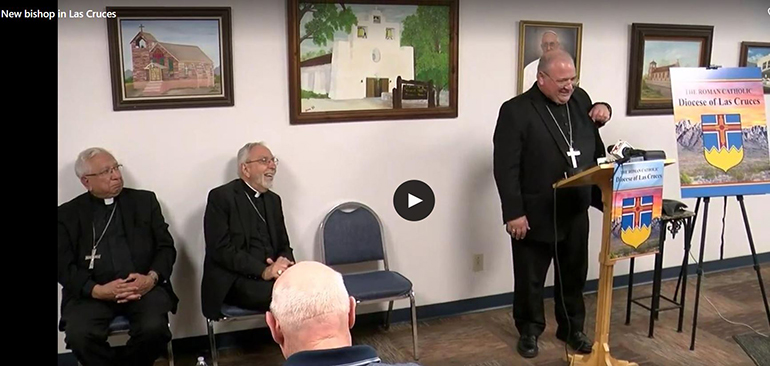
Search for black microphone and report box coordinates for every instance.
[606,140,666,164]
[624,147,646,157]
[607,140,635,161]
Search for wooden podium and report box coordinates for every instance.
[552,159,675,366]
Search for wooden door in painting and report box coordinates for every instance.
[149,65,162,81]
[366,77,390,97]
[378,79,389,97]
[366,78,376,97]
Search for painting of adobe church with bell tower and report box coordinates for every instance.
[106,7,234,110]
[287,0,459,124]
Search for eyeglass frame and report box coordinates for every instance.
[541,71,580,88]
[84,164,123,177]
[540,40,561,51]
[244,157,279,166]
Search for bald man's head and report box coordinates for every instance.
[270,261,351,331]
[536,49,578,104]
[266,261,357,358]
[537,49,574,74]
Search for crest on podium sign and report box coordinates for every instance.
[620,195,654,248]
[609,160,664,262]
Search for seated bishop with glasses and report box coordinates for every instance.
[201,141,296,321]
[58,147,178,366]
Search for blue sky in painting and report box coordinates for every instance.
[642,40,701,76]
[746,47,770,67]
[120,19,221,72]
[299,4,418,55]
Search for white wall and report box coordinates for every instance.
[57,0,770,354]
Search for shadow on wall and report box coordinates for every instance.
[59,162,82,202]
[171,204,204,336]
[461,144,511,297]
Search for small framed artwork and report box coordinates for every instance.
[287,0,459,124]
[626,23,713,116]
[517,21,582,95]
[739,41,770,94]
[106,7,234,111]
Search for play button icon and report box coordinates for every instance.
[408,194,422,208]
[394,180,435,221]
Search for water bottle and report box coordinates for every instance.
[195,356,208,366]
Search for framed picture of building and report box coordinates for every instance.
[739,41,770,94]
[517,21,582,95]
[626,23,713,116]
[106,7,234,111]
[287,0,459,124]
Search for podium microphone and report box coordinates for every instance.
[605,140,666,164]
[606,140,638,164]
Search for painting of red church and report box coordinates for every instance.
[126,25,219,97]
[106,7,233,110]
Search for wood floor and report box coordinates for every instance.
[164,265,770,366]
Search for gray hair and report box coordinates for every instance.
[74,147,113,178]
[537,49,574,73]
[541,30,558,39]
[269,267,350,332]
[236,141,269,165]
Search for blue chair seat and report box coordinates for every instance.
[108,316,130,333]
[221,304,264,318]
[343,271,412,302]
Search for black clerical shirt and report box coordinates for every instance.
[83,194,135,296]
[533,86,598,171]
[242,180,275,260]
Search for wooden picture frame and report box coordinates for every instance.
[106,7,234,111]
[287,0,459,124]
[626,23,713,116]
[517,20,582,95]
[739,41,770,94]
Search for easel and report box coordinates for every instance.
[685,194,770,350]
[553,159,675,366]
[674,64,770,350]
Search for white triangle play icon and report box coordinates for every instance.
[408,193,423,208]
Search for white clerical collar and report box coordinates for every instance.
[104,197,114,205]
[243,180,263,198]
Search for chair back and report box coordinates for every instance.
[319,202,388,268]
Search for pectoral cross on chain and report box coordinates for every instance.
[567,147,581,169]
[88,201,117,270]
[86,247,101,270]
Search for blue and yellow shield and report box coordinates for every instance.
[701,114,744,172]
[621,196,653,248]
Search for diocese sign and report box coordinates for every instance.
[608,160,664,262]
[670,67,770,198]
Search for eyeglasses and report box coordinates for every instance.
[542,72,579,88]
[540,41,560,51]
[85,164,123,177]
[245,157,279,166]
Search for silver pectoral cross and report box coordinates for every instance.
[86,247,101,270]
[567,147,581,169]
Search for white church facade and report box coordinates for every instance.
[758,53,770,81]
[300,9,414,100]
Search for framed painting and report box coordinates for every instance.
[626,23,713,116]
[106,7,234,111]
[287,0,459,124]
[517,20,582,95]
[739,41,770,94]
